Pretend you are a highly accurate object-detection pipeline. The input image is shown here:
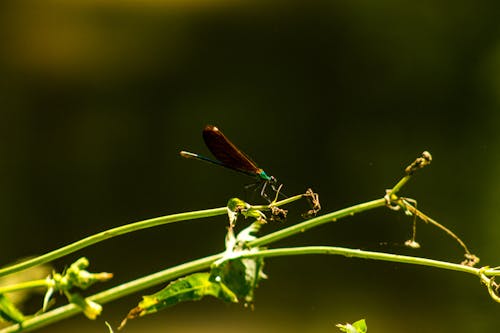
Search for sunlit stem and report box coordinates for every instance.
[0,193,304,279]
[389,174,412,199]
[0,208,228,278]
[249,198,386,247]
[0,279,50,294]
[237,246,498,277]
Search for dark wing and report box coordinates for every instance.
[202,125,261,175]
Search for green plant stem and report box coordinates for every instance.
[252,193,304,210]
[0,208,227,278]
[4,243,499,333]
[0,171,432,332]
[238,246,500,277]
[0,253,223,333]
[249,198,386,247]
[0,280,49,294]
[0,153,438,331]
[389,174,411,198]
[0,197,384,332]
[0,195,305,279]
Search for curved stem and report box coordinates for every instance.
[0,152,445,332]
[0,198,384,332]
[238,246,493,276]
[0,253,224,333]
[249,198,386,247]
[4,243,498,333]
[0,208,227,278]
[0,193,305,279]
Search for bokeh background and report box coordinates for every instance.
[1,1,500,332]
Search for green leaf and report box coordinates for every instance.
[212,218,268,305]
[52,257,113,291]
[236,220,263,243]
[227,198,247,212]
[240,208,266,222]
[226,198,266,226]
[0,294,25,324]
[352,319,367,332]
[66,293,102,320]
[120,272,237,329]
[211,255,266,304]
[336,319,367,333]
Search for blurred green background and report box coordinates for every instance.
[1,1,500,332]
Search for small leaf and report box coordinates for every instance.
[139,272,237,312]
[240,208,266,223]
[63,257,113,290]
[227,198,247,226]
[336,319,367,333]
[336,323,357,333]
[120,272,237,329]
[67,293,102,320]
[212,219,267,305]
[236,220,263,244]
[227,198,247,212]
[352,319,367,332]
[211,255,266,304]
[0,294,25,324]
[226,198,266,225]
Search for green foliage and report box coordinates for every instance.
[227,197,266,226]
[336,319,367,333]
[120,203,269,328]
[211,256,266,304]
[0,257,112,326]
[66,293,103,320]
[44,257,112,319]
[50,257,113,292]
[119,272,238,329]
[4,152,500,332]
[211,203,268,304]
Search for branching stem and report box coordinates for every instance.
[1,150,492,333]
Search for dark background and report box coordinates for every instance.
[1,1,500,332]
